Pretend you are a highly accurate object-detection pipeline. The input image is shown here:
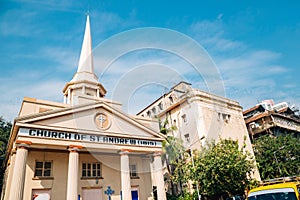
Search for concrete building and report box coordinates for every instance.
[137,82,261,180]
[243,99,300,140]
[1,16,167,200]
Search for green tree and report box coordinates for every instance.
[159,117,185,197]
[253,135,300,180]
[170,150,191,198]
[189,139,256,199]
[163,136,186,197]
[0,117,12,193]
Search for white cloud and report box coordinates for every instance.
[92,11,141,38]
[0,71,65,121]
[40,47,79,72]
[1,7,297,122]
[187,18,294,110]
[97,52,192,97]
[190,19,244,51]
[10,0,83,13]
[0,9,39,37]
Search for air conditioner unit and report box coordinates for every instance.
[249,122,257,129]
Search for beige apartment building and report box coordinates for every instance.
[137,82,261,180]
[1,16,167,200]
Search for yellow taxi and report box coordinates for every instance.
[247,177,300,200]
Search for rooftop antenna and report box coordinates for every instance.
[161,86,168,97]
[256,98,260,104]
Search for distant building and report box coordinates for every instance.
[137,81,261,180]
[243,100,300,140]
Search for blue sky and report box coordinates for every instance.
[1,0,299,121]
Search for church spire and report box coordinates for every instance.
[71,15,98,83]
[63,15,106,105]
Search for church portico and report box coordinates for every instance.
[5,132,165,200]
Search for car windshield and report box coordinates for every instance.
[248,188,297,200]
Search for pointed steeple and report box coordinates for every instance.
[63,15,106,105]
[71,15,98,83]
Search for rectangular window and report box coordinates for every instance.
[184,133,190,143]
[82,162,101,178]
[130,164,137,177]
[182,114,187,123]
[34,161,52,177]
[158,102,163,110]
[222,114,231,123]
[32,189,51,200]
[152,107,156,114]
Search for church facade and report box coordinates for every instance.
[1,16,166,200]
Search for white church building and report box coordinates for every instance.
[1,16,167,200]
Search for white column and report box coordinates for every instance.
[82,85,86,94]
[96,88,100,97]
[120,150,132,200]
[153,151,166,200]
[66,146,81,200]
[67,89,71,104]
[8,142,30,200]
[3,151,16,200]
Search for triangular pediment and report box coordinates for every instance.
[16,101,165,141]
